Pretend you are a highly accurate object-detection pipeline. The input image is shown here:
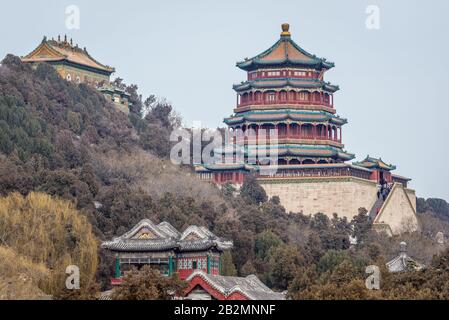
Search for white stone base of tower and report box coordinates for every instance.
[258,177,418,236]
[373,183,419,236]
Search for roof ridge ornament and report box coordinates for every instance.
[281,23,291,37]
[400,241,407,254]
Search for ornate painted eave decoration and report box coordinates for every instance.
[101,219,233,252]
[197,162,373,174]
[21,35,115,75]
[244,144,355,160]
[234,104,336,115]
[198,144,355,166]
[186,270,285,300]
[195,163,256,172]
[236,23,334,72]
[353,155,396,171]
[224,109,347,125]
[233,79,339,93]
[258,163,373,172]
[213,145,246,155]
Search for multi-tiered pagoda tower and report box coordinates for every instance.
[196,24,419,236]
[229,23,353,167]
[197,24,358,182]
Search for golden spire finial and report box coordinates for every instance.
[281,23,291,37]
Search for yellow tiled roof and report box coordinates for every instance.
[22,37,114,73]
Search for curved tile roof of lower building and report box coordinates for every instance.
[187,270,285,300]
[101,219,233,252]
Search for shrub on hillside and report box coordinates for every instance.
[111,266,187,300]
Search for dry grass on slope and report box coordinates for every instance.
[0,192,98,296]
[91,148,223,205]
[0,246,51,300]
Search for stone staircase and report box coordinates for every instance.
[369,196,384,221]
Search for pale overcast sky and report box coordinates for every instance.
[1,0,448,201]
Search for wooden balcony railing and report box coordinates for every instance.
[236,135,342,143]
[238,99,333,108]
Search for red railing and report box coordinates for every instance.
[111,278,123,286]
[238,100,333,108]
[237,135,341,143]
